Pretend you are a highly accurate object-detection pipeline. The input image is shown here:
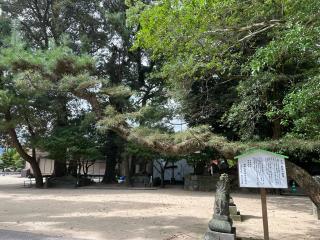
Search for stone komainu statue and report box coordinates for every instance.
[208,173,233,234]
[213,174,230,216]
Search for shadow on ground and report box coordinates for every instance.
[241,215,262,221]
[237,238,263,240]
[0,187,208,239]
[267,195,313,213]
[0,176,319,240]
[0,229,84,240]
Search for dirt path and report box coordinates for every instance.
[0,175,318,240]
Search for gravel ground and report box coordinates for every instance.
[0,229,85,240]
[0,175,319,240]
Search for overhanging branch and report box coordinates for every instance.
[204,20,284,35]
[238,23,280,42]
[110,125,213,156]
[110,123,320,207]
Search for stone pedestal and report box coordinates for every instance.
[204,228,236,240]
[208,215,233,233]
[229,197,242,222]
[229,205,242,222]
[312,203,320,220]
[312,176,320,220]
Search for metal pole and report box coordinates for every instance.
[260,188,269,240]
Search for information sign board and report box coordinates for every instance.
[236,149,288,189]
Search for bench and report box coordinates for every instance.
[23,176,51,188]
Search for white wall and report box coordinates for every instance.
[26,158,55,176]
[80,160,106,175]
[25,157,105,176]
[153,159,194,181]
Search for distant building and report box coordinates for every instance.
[22,149,195,184]
[24,151,55,176]
[153,159,194,182]
[24,150,105,177]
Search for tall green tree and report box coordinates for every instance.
[1,0,169,183]
[0,41,97,187]
[0,0,109,51]
[44,113,104,177]
[95,0,320,206]
[0,40,167,186]
[131,0,320,141]
[0,148,23,170]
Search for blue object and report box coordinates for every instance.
[118,176,126,183]
[291,181,297,193]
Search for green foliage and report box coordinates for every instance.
[1,0,110,51]
[282,76,320,139]
[249,24,319,75]
[43,114,104,162]
[132,0,320,143]
[1,0,319,176]
[99,106,127,129]
[0,148,24,170]
[125,142,160,161]
[0,38,104,165]
[0,90,13,109]
[134,0,236,85]
[0,16,11,46]
[0,1,172,184]
[99,101,176,133]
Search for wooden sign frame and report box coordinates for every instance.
[235,149,289,240]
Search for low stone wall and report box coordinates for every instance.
[184,174,220,191]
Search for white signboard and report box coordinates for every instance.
[236,149,288,189]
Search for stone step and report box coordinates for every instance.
[229,205,242,222]
[230,214,242,222]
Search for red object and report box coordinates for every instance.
[212,160,219,166]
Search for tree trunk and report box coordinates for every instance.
[286,160,320,208]
[54,159,67,177]
[272,119,282,139]
[102,155,117,183]
[102,131,118,183]
[67,160,77,177]
[160,170,165,188]
[54,99,68,177]
[124,155,131,187]
[5,110,44,187]
[29,159,43,188]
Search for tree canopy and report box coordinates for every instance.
[0,0,319,205]
[129,0,320,141]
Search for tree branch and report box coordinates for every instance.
[20,21,45,49]
[110,125,213,156]
[204,20,284,35]
[72,90,102,119]
[238,24,280,42]
[286,160,320,208]
[4,110,34,163]
[75,92,320,207]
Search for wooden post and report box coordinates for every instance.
[260,188,269,240]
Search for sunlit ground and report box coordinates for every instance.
[0,175,318,240]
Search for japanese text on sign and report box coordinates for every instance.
[238,154,288,189]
